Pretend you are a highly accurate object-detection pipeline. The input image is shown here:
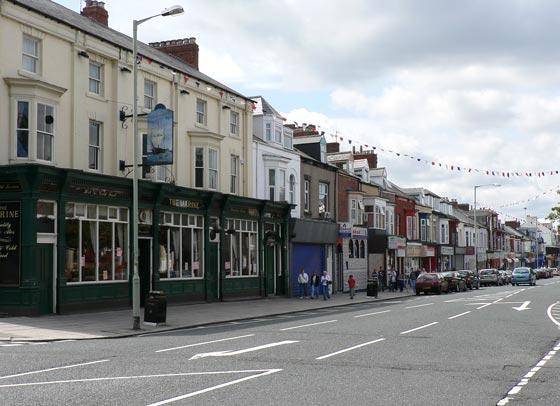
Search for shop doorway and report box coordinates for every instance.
[138,238,152,306]
[37,243,54,314]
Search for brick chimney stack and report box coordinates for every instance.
[81,0,108,26]
[149,38,199,70]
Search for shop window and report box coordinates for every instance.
[360,240,365,258]
[158,212,204,279]
[64,203,128,283]
[224,218,258,277]
[37,200,56,234]
[354,239,360,258]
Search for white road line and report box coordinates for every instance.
[0,359,109,380]
[156,334,255,353]
[400,322,439,335]
[189,341,298,360]
[147,369,282,406]
[354,310,391,318]
[0,369,280,390]
[405,303,433,309]
[279,320,337,331]
[476,303,492,310]
[546,302,560,327]
[315,338,385,360]
[448,311,471,320]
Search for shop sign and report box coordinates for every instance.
[230,206,260,217]
[168,198,203,210]
[145,104,173,166]
[70,184,127,199]
[407,244,422,257]
[388,236,406,250]
[397,248,406,257]
[0,202,20,285]
[441,246,454,256]
[422,246,435,257]
[352,227,368,239]
[338,222,352,238]
[0,182,21,192]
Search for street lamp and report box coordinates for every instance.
[132,5,184,330]
[473,184,501,271]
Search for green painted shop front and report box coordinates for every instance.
[0,164,290,316]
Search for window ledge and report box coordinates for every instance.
[194,122,208,131]
[85,91,108,102]
[17,69,40,80]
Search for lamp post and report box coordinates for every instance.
[473,184,501,271]
[131,5,184,330]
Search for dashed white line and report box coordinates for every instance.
[476,303,493,310]
[354,310,391,318]
[279,320,337,331]
[315,338,385,360]
[155,334,255,353]
[448,311,471,320]
[405,303,434,309]
[0,359,109,380]
[400,322,439,335]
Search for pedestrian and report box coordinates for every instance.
[379,268,386,292]
[389,268,397,292]
[348,274,356,299]
[410,268,418,293]
[321,271,331,300]
[310,272,320,299]
[297,268,309,299]
[398,271,405,292]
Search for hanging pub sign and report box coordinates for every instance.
[146,103,173,166]
[0,201,21,286]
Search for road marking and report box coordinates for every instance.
[315,338,385,360]
[279,320,337,331]
[189,340,298,360]
[0,359,109,381]
[512,301,531,312]
[156,334,255,353]
[547,302,560,327]
[354,310,391,318]
[465,303,491,306]
[497,338,560,405]
[448,311,471,320]
[147,369,282,405]
[476,303,492,310]
[0,369,281,391]
[405,303,433,309]
[400,322,439,335]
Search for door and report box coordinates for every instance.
[37,243,54,314]
[291,244,324,297]
[138,238,152,306]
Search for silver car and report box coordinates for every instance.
[479,268,499,286]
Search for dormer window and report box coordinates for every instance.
[265,123,272,141]
[283,127,293,149]
[274,122,282,143]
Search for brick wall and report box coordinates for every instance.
[337,173,359,222]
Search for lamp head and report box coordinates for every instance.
[161,5,184,16]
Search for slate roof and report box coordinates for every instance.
[11,0,248,99]
[249,96,283,118]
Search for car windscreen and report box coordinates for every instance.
[513,269,529,274]
[480,270,495,275]
[418,274,438,280]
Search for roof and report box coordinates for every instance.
[293,135,323,145]
[249,96,283,118]
[401,187,440,198]
[11,0,248,100]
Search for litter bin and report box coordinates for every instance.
[144,291,167,324]
[367,279,378,298]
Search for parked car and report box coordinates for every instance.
[442,271,467,292]
[511,267,537,286]
[416,273,449,295]
[498,270,510,285]
[479,269,499,286]
[551,268,560,276]
[536,268,549,279]
[457,270,480,290]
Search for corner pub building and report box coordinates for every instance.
[0,0,291,315]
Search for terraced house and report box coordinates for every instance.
[0,0,290,315]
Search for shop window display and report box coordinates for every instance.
[224,219,258,277]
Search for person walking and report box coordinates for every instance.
[321,271,331,300]
[297,268,309,299]
[348,274,357,299]
[398,270,405,292]
[379,268,386,292]
[310,272,320,299]
[410,268,418,293]
[389,268,397,292]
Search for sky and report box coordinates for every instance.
[60,0,560,221]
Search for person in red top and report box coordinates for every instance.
[348,274,357,299]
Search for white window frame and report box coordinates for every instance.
[319,182,329,213]
[274,122,282,144]
[196,98,207,126]
[208,148,218,190]
[158,212,204,280]
[88,120,102,171]
[144,79,156,110]
[22,34,40,74]
[265,122,272,141]
[16,100,30,159]
[230,111,239,135]
[278,169,286,202]
[283,127,293,149]
[88,61,103,95]
[350,199,357,223]
[268,169,276,201]
[406,216,414,240]
[304,179,310,212]
[36,102,54,162]
[194,147,204,188]
[420,218,427,241]
[230,154,239,194]
[37,200,57,235]
[289,174,296,205]
[224,219,259,278]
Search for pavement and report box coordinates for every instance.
[0,288,413,342]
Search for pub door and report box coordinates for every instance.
[37,243,54,314]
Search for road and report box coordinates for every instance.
[1,280,560,405]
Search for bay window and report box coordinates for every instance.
[208,148,218,190]
[36,103,54,161]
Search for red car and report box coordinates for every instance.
[415,273,449,295]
